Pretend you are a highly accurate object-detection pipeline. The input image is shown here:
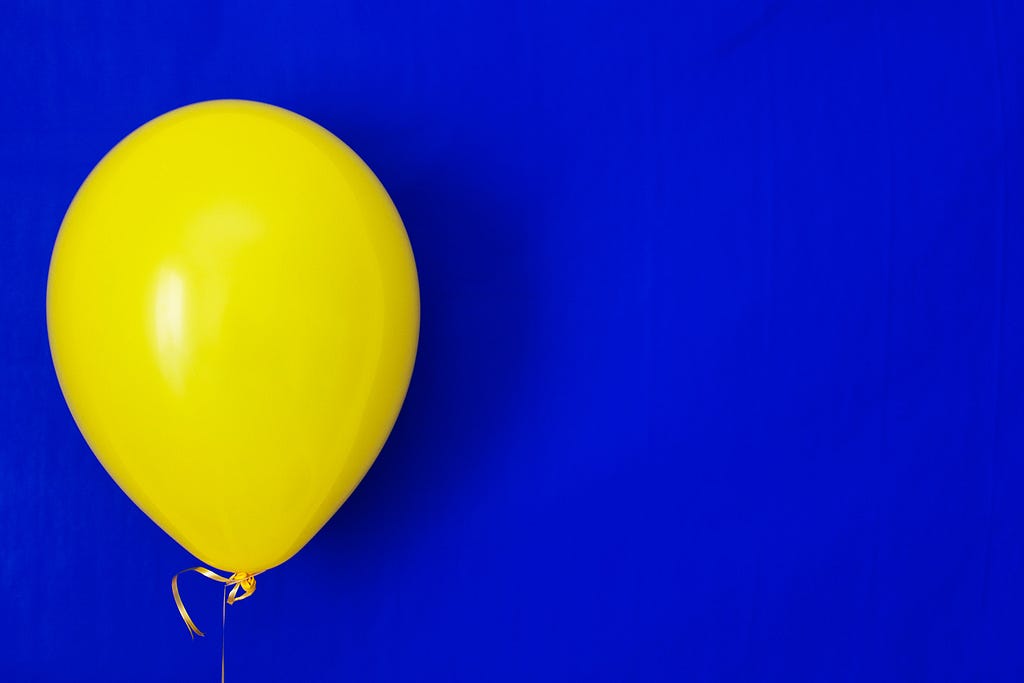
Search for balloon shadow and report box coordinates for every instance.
[303,117,536,565]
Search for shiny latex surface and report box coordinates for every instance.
[46,100,419,573]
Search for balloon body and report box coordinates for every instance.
[47,100,419,573]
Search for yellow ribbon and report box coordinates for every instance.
[171,567,261,682]
[171,567,259,637]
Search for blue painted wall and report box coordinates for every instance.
[3,1,1024,680]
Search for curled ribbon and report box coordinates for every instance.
[171,566,259,638]
[171,567,261,682]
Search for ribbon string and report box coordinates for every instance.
[171,566,258,637]
[171,566,260,682]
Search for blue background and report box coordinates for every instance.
[2,1,1024,680]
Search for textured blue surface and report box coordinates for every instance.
[2,1,1024,680]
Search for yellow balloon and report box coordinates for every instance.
[46,100,419,574]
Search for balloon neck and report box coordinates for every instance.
[226,572,258,604]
